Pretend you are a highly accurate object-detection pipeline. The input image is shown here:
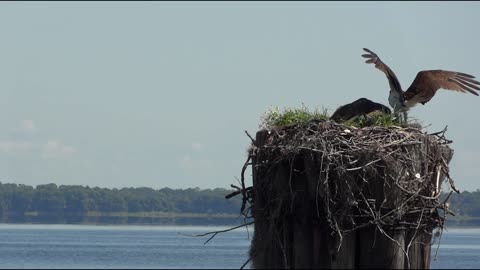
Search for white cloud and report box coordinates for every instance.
[180,154,212,170]
[41,140,76,160]
[0,141,31,153]
[17,120,36,133]
[191,142,205,151]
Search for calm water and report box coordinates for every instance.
[430,228,480,269]
[0,224,478,269]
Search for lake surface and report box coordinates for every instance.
[0,224,478,269]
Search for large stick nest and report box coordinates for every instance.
[236,119,457,244]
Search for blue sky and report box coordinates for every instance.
[0,2,479,191]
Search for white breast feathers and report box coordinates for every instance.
[388,91,408,113]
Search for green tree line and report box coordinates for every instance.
[0,182,242,219]
[1,182,479,224]
[448,190,480,218]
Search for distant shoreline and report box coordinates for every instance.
[0,213,475,227]
[1,210,248,226]
[0,221,476,229]
[23,210,240,219]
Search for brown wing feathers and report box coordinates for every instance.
[362,48,480,106]
[362,48,403,94]
[450,73,480,95]
[405,70,480,103]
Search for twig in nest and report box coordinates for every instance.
[441,158,459,193]
[240,257,252,270]
[345,158,381,171]
[405,202,426,269]
[240,155,252,213]
[245,130,257,147]
[178,221,254,245]
[225,184,252,200]
[428,125,448,136]
[225,184,242,199]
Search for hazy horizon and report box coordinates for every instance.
[1,2,480,191]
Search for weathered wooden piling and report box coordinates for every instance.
[246,120,454,269]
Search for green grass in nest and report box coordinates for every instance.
[260,105,404,129]
[260,105,329,129]
[343,112,402,128]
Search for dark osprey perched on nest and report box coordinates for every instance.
[362,48,480,121]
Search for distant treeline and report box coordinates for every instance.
[0,182,242,225]
[0,182,479,225]
[447,190,480,217]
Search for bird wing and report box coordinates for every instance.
[404,70,480,104]
[362,48,403,95]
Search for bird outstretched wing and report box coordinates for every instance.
[362,48,403,95]
[404,70,480,105]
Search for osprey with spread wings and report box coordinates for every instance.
[362,48,480,121]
